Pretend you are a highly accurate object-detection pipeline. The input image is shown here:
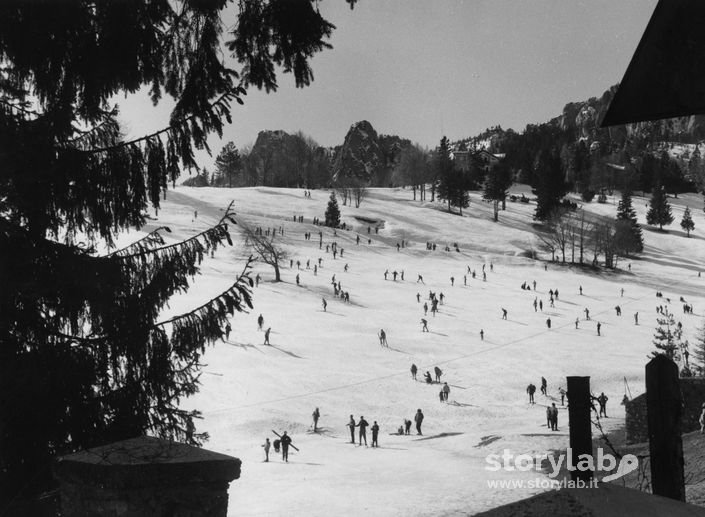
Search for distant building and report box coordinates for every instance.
[451,148,504,173]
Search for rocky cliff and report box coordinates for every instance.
[332,120,410,186]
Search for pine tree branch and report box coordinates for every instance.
[156,256,253,328]
[114,202,236,260]
[73,91,240,155]
[107,226,171,257]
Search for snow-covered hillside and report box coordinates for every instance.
[137,186,705,516]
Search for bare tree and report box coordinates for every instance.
[242,225,287,282]
[350,178,368,208]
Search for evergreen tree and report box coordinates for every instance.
[650,308,683,360]
[615,190,643,252]
[325,191,341,227]
[0,0,340,504]
[214,141,241,187]
[533,148,568,221]
[646,184,674,230]
[436,136,469,215]
[681,206,695,237]
[483,161,513,222]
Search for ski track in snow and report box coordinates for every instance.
[134,186,705,516]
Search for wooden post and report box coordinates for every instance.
[646,355,685,501]
[567,376,592,482]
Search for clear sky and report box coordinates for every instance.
[117,0,658,168]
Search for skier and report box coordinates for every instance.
[546,318,551,329]
[280,431,292,462]
[410,363,418,380]
[434,366,442,383]
[384,270,388,280]
[501,308,507,320]
[480,329,484,341]
[534,298,538,312]
[550,403,559,431]
[262,438,271,462]
[379,329,388,347]
[527,384,536,404]
[584,308,590,320]
[414,409,424,435]
[579,285,583,295]
[371,421,380,448]
[424,371,433,384]
[417,274,424,284]
[347,415,356,443]
[540,377,547,396]
[322,298,327,312]
[255,273,261,287]
[442,382,450,402]
[224,323,231,341]
[344,263,349,272]
[597,393,608,417]
[539,300,543,311]
[634,312,639,325]
[423,302,428,316]
[559,387,567,406]
[575,317,579,329]
[450,276,454,286]
[295,273,300,286]
[357,416,369,446]
[258,314,264,330]
[264,327,271,345]
[404,419,412,435]
[417,293,421,303]
[421,318,429,332]
[615,306,621,316]
[312,407,320,431]
[597,322,601,336]
[393,271,398,281]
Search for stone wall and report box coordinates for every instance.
[625,377,705,444]
[55,436,241,517]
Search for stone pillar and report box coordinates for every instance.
[567,376,592,482]
[54,436,241,517]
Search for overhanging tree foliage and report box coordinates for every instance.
[0,0,345,503]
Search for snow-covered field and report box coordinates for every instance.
[134,186,705,516]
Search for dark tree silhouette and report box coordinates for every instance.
[0,0,343,505]
[616,190,643,252]
[680,206,695,237]
[325,191,341,227]
[646,184,674,230]
[243,225,287,282]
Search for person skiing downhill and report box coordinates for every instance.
[421,318,429,332]
[410,363,418,380]
[264,327,271,345]
[379,329,388,347]
[257,314,264,330]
